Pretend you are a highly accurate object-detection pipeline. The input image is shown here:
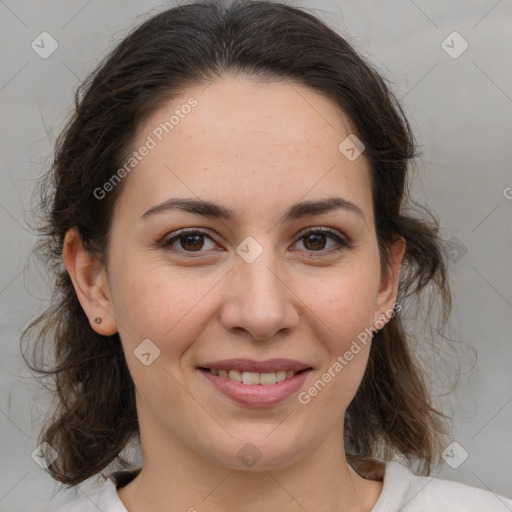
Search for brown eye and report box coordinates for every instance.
[178,233,205,251]
[303,232,328,251]
[161,227,350,257]
[162,229,217,254]
[294,228,350,254]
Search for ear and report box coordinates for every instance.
[62,227,118,336]
[372,236,406,330]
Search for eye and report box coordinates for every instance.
[161,227,351,256]
[292,228,350,254]
[161,229,217,254]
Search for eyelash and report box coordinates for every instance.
[160,227,351,257]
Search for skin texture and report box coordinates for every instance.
[63,75,405,511]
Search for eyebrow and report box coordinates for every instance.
[140,196,365,224]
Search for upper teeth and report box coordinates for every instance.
[209,369,296,385]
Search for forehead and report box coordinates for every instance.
[115,75,373,225]
[146,75,356,154]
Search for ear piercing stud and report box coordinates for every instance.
[94,317,102,324]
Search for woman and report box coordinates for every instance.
[22,0,512,510]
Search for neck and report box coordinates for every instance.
[116,422,381,512]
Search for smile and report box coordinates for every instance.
[200,368,305,385]
[197,359,313,407]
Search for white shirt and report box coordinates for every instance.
[56,461,512,511]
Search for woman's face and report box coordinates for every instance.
[75,75,403,471]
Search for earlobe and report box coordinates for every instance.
[373,236,406,329]
[62,227,118,336]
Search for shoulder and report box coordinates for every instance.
[373,461,512,511]
[55,478,127,512]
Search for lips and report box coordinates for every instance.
[198,358,312,373]
[201,368,303,385]
[197,359,313,407]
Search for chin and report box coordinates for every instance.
[200,430,309,472]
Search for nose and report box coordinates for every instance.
[220,248,300,341]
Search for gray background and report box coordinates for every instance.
[1,0,511,510]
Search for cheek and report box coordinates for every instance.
[110,242,380,355]
[294,263,378,405]
[110,257,217,350]
[111,268,212,405]
[299,265,380,341]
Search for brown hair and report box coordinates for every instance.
[22,0,454,488]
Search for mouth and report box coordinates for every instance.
[196,359,313,407]
[198,367,310,385]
